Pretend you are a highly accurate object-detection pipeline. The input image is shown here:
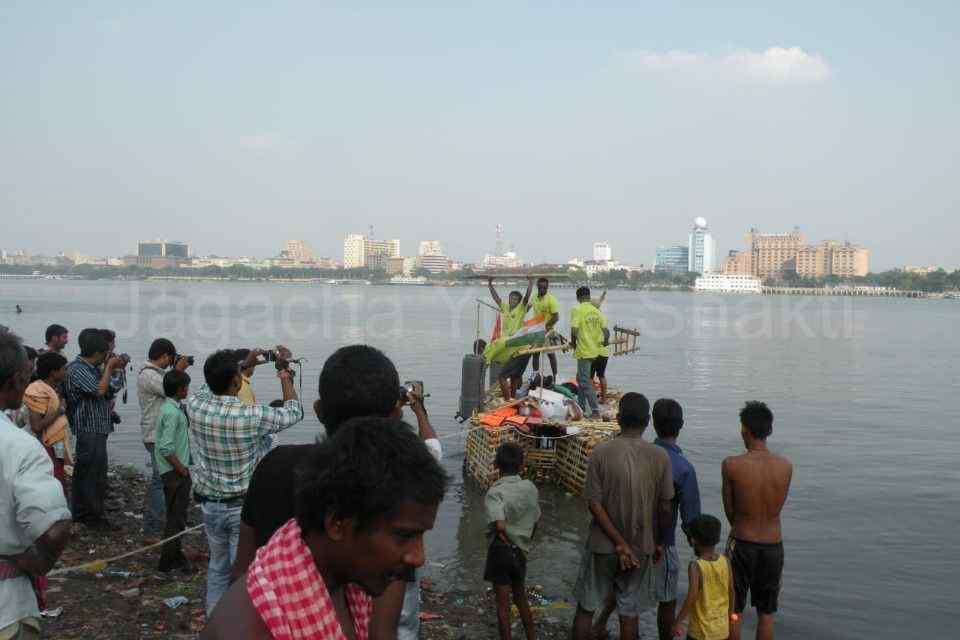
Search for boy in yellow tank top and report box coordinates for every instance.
[672,515,734,640]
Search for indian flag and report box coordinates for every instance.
[483,314,547,364]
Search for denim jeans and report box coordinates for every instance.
[142,443,166,537]
[577,358,600,413]
[397,570,421,640]
[201,501,242,615]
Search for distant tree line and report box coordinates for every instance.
[2,262,957,292]
[0,263,381,280]
[772,269,960,293]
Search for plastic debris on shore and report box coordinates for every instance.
[164,596,190,609]
[105,569,133,578]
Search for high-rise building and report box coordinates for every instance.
[138,240,190,258]
[593,242,612,262]
[746,228,805,279]
[417,254,450,273]
[364,239,400,271]
[688,218,717,274]
[418,240,442,256]
[138,242,164,258]
[343,234,366,268]
[725,230,869,280]
[387,256,417,276]
[655,245,690,274]
[481,252,521,270]
[280,240,313,262]
[137,240,190,267]
[797,241,869,278]
[723,249,754,276]
[342,234,400,269]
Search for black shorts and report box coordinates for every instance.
[590,356,608,379]
[500,354,532,381]
[484,543,527,586]
[727,538,784,614]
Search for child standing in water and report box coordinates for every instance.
[672,515,734,640]
[484,442,541,640]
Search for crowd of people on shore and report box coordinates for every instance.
[0,317,792,640]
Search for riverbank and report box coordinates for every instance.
[43,466,573,639]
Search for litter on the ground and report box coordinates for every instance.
[164,596,190,609]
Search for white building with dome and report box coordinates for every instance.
[688,217,717,274]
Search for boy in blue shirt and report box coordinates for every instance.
[154,369,193,573]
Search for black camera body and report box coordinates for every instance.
[400,380,427,403]
[176,354,195,367]
[109,353,131,369]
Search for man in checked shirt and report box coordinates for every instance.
[186,347,304,615]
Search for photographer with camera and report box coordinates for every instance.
[64,328,129,530]
[186,345,304,616]
[137,338,191,542]
[231,349,260,406]
[232,348,281,456]
[99,329,129,427]
[230,345,440,640]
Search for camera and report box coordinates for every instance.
[110,353,131,367]
[260,349,302,366]
[400,380,428,403]
[176,354,195,367]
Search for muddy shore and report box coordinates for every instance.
[42,466,575,639]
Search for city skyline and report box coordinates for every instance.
[0,221,908,276]
[0,217,884,271]
[2,3,958,269]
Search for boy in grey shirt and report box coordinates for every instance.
[484,443,541,640]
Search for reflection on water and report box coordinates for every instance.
[1,280,957,639]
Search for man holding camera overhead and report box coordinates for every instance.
[137,338,191,542]
[186,346,304,616]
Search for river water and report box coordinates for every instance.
[1,280,956,639]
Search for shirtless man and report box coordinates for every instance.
[722,401,793,640]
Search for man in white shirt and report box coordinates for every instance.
[0,331,72,639]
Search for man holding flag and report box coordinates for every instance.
[485,276,536,400]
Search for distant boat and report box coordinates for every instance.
[387,276,429,286]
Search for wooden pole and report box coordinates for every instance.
[475,298,501,313]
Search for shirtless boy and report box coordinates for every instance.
[721,401,793,640]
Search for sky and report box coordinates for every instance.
[1,1,958,270]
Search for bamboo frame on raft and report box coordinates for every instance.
[514,326,641,357]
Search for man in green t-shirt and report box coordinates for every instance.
[530,277,561,378]
[488,276,534,399]
[570,286,609,418]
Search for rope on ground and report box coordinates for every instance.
[49,523,205,577]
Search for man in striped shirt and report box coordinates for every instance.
[186,348,304,616]
[64,328,127,529]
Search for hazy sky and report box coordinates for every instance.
[2,2,957,269]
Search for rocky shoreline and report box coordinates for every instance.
[43,466,574,639]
